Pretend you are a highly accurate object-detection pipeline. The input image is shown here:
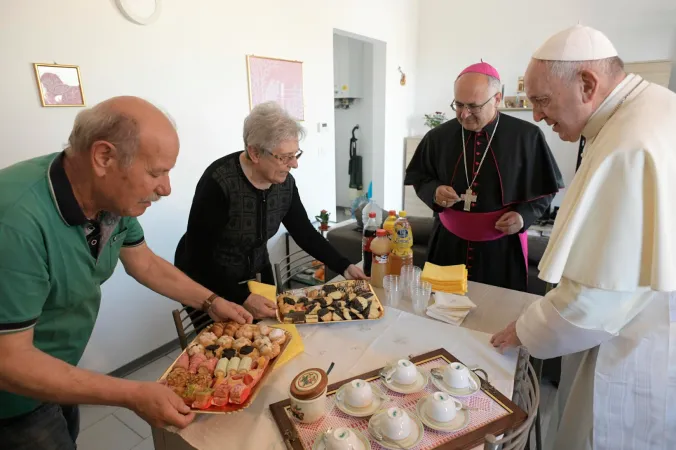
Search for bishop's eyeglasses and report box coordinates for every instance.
[451,93,498,114]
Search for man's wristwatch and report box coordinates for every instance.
[202,293,219,312]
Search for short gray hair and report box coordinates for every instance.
[544,56,625,81]
[66,108,140,166]
[243,102,305,154]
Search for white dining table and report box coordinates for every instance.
[152,282,541,450]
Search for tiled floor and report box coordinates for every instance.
[77,347,558,450]
[76,350,180,450]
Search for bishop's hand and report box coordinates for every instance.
[434,185,460,208]
[490,321,522,353]
[495,211,524,235]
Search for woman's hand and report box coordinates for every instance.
[344,264,369,280]
[243,294,278,319]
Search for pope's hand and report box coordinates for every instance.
[344,264,369,280]
[434,186,460,208]
[242,294,278,319]
[495,211,524,235]
[490,321,522,353]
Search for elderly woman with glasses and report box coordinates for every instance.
[175,102,366,319]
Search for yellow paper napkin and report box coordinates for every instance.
[247,280,304,368]
[421,262,467,282]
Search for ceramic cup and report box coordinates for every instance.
[383,359,418,385]
[443,362,479,390]
[343,379,373,408]
[289,388,327,423]
[324,427,364,450]
[425,391,462,423]
[379,407,412,441]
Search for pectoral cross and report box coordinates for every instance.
[461,188,477,211]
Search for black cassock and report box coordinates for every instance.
[405,113,564,292]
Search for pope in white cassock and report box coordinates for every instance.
[491,25,676,449]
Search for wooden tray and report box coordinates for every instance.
[158,325,292,415]
[276,280,385,324]
[269,349,527,449]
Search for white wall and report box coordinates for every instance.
[334,36,374,208]
[415,0,676,202]
[0,0,419,373]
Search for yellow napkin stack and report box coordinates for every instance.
[247,281,304,369]
[421,262,468,295]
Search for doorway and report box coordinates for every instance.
[333,30,386,223]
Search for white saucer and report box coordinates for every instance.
[312,428,372,450]
[335,384,389,417]
[382,369,429,394]
[415,396,470,433]
[367,409,425,450]
[430,370,481,397]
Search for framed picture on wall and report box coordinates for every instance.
[246,55,304,120]
[33,63,86,107]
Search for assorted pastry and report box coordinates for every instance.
[161,321,287,410]
[277,280,384,324]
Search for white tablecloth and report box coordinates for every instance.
[171,308,519,450]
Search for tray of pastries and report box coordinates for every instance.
[276,280,384,324]
[158,321,291,414]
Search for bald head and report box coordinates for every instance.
[454,73,502,131]
[67,96,177,166]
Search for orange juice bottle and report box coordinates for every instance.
[390,211,413,275]
[383,210,398,239]
[370,229,391,288]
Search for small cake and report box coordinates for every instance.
[221,348,237,360]
[317,307,332,322]
[259,342,274,357]
[216,335,234,349]
[235,325,256,340]
[224,322,241,337]
[204,344,221,359]
[210,322,226,338]
[253,336,271,349]
[187,343,205,357]
[257,324,271,336]
[238,345,260,360]
[268,328,286,345]
[198,332,218,347]
[233,337,252,351]
[270,342,282,358]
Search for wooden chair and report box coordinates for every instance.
[483,346,541,450]
[171,306,214,350]
[273,248,325,293]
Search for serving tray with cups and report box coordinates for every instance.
[276,280,385,324]
[270,349,527,450]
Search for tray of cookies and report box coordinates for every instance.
[158,321,291,414]
[276,280,384,324]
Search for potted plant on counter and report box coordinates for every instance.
[315,210,331,231]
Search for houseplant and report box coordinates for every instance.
[315,210,330,230]
[423,111,447,129]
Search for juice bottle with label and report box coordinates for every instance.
[383,210,398,239]
[390,211,413,276]
[370,229,391,288]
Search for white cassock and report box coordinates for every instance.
[516,74,676,449]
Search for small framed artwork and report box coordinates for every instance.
[246,55,304,121]
[33,63,86,107]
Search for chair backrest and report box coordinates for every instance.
[273,248,325,292]
[483,346,541,450]
[171,306,214,350]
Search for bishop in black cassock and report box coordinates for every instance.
[405,62,564,292]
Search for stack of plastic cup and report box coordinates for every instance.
[400,265,422,295]
[382,275,403,307]
[409,280,432,315]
